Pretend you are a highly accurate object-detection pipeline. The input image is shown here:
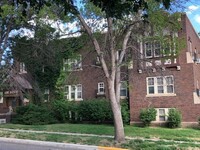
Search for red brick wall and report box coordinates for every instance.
[129,14,200,123]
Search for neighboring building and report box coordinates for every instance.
[0,61,32,123]
[63,14,200,126]
[129,14,200,126]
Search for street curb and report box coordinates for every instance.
[0,137,98,150]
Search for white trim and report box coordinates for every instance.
[152,108,170,122]
[97,82,105,94]
[64,84,83,101]
[146,93,176,97]
[146,75,175,96]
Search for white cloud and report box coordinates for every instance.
[186,5,199,14]
[194,14,200,24]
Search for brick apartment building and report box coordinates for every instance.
[129,14,200,126]
[64,14,200,126]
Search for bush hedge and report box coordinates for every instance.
[12,104,57,125]
[167,108,182,128]
[12,98,130,125]
[139,108,157,126]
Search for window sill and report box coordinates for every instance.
[120,96,128,99]
[68,99,83,101]
[146,93,176,97]
[97,92,105,96]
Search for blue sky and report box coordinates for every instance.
[185,1,200,33]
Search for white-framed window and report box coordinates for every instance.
[64,84,82,101]
[145,41,161,58]
[147,76,174,95]
[145,42,153,58]
[163,41,172,56]
[154,41,161,57]
[63,55,82,71]
[19,62,27,73]
[98,82,105,94]
[120,81,127,97]
[155,108,170,122]
[44,89,50,101]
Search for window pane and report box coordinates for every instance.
[65,86,69,92]
[77,92,82,99]
[166,77,173,84]
[154,42,161,56]
[148,78,154,85]
[159,109,165,121]
[159,109,165,115]
[145,43,152,57]
[77,85,82,91]
[71,93,75,99]
[159,116,165,121]
[148,87,154,94]
[167,85,174,93]
[120,89,127,96]
[157,77,163,85]
[99,88,104,93]
[158,86,164,93]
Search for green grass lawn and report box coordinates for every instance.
[0,123,200,149]
[0,123,200,141]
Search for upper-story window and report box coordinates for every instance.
[145,41,161,58]
[63,55,82,71]
[19,62,27,73]
[64,84,82,101]
[144,40,174,58]
[147,75,174,95]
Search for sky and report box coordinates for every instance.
[185,0,200,33]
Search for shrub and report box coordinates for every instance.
[51,100,70,122]
[12,104,57,125]
[78,99,113,123]
[121,100,130,124]
[139,108,157,126]
[167,108,182,128]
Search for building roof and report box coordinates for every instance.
[13,75,32,90]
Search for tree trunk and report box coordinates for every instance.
[108,79,125,142]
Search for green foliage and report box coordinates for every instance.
[78,99,113,123]
[12,104,57,125]
[51,100,70,122]
[121,100,130,124]
[167,108,182,128]
[139,108,157,126]
[89,0,170,19]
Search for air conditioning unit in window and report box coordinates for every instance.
[152,68,156,73]
[195,58,200,64]
[138,69,142,74]
[161,67,165,71]
[177,66,181,71]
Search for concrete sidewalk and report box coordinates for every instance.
[1,128,200,148]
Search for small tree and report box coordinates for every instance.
[140,108,157,126]
[167,108,182,128]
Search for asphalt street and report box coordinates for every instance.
[0,138,97,150]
